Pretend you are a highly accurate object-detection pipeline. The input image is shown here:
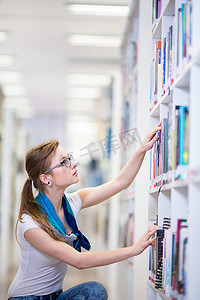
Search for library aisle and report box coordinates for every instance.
[0,0,200,300]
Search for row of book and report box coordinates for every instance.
[176,0,193,73]
[122,39,137,91]
[149,216,188,299]
[152,0,162,26]
[150,0,193,109]
[150,22,174,107]
[150,104,189,187]
[119,212,135,249]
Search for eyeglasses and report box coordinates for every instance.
[44,154,74,174]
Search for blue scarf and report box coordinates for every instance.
[35,192,91,252]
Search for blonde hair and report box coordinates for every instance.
[16,140,65,242]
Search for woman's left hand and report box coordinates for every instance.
[141,122,161,152]
[132,225,157,256]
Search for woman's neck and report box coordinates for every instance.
[43,189,64,213]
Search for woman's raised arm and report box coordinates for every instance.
[78,123,161,209]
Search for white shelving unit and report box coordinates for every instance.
[121,0,153,299]
[121,0,200,299]
[148,0,200,299]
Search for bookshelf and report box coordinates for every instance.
[0,86,4,192]
[121,0,153,299]
[118,1,139,299]
[120,0,200,299]
[149,0,200,299]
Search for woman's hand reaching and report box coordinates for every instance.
[141,122,161,152]
[131,225,157,256]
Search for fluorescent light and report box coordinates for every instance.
[66,99,96,115]
[67,115,96,122]
[4,97,36,119]
[0,55,15,66]
[4,97,35,118]
[0,71,23,83]
[15,107,36,119]
[68,35,121,48]
[2,85,27,96]
[5,97,30,107]
[67,121,97,136]
[67,87,101,99]
[0,31,9,43]
[67,4,129,17]
[67,74,111,87]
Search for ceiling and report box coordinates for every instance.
[0,0,129,119]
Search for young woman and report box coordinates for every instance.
[7,124,161,300]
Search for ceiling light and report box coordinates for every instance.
[67,74,111,87]
[4,97,30,107]
[0,71,23,83]
[67,115,96,122]
[68,35,121,47]
[67,4,129,17]
[15,107,36,119]
[0,31,9,43]
[4,97,35,118]
[2,85,27,96]
[67,87,101,99]
[0,55,15,66]
[67,121,97,136]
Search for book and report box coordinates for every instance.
[155,228,165,289]
[171,219,187,299]
[178,225,188,296]
[168,103,173,174]
[165,228,172,297]
[148,217,158,282]
[176,1,193,77]
[148,216,189,298]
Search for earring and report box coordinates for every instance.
[47,181,52,186]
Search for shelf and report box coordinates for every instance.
[148,1,200,299]
[149,183,172,194]
[149,177,190,193]
[152,19,161,39]
[121,0,139,48]
[124,66,138,96]
[150,90,172,117]
[149,185,160,194]
[152,0,175,39]
[171,63,191,90]
[150,61,192,115]
[149,165,200,193]
[147,280,171,300]
[150,54,200,114]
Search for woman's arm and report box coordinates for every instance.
[25,225,156,269]
[78,123,161,208]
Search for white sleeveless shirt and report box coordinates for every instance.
[7,192,82,298]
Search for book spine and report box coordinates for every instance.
[171,219,187,299]
[178,106,185,165]
[165,228,172,297]
[183,107,189,165]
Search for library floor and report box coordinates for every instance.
[0,266,109,300]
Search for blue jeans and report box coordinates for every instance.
[8,281,108,300]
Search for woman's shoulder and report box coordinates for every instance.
[65,191,82,217]
[19,213,39,229]
[21,213,35,222]
[65,191,81,202]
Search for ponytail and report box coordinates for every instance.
[16,140,65,243]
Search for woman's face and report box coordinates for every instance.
[46,145,79,188]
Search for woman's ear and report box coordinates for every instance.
[40,174,49,185]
